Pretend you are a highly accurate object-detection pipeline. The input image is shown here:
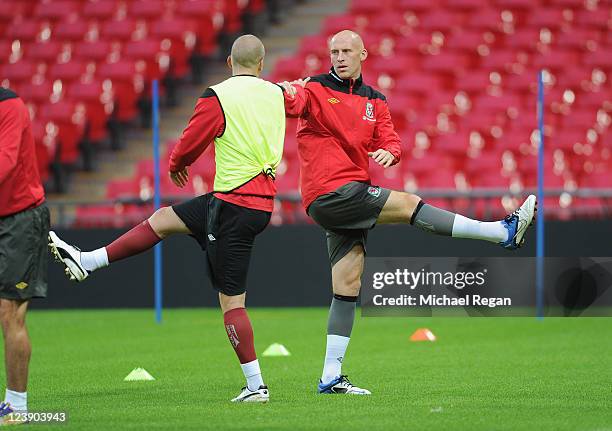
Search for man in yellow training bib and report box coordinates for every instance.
[49,35,285,403]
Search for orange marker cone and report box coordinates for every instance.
[410,328,437,342]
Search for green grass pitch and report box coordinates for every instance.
[10,308,612,430]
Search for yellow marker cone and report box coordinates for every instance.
[124,367,155,381]
[262,343,291,357]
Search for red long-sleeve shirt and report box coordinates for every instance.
[0,88,45,217]
[284,68,402,209]
[170,87,275,212]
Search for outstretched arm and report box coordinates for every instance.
[278,78,311,118]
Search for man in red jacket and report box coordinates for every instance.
[0,87,50,422]
[49,35,282,402]
[280,30,536,395]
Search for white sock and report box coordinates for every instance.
[80,247,109,272]
[5,389,26,412]
[451,215,508,243]
[240,359,264,391]
[321,334,350,384]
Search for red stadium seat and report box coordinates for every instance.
[575,9,611,30]
[397,0,437,12]
[442,0,488,10]
[66,80,113,142]
[479,50,521,71]
[106,179,140,199]
[394,32,432,55]
[504,69,538,93]
[422,52,469,73]
[493,0,533,10]
[18,81,54,104]
[150,17,193,78]
[0,60,38,85]
[556,67,590,89]
[467,9,504,32]
[271,56,305,82]
[123,39,165,81]
[575,89,610,109]
[6,19,43,42]
[38,100,86,165]
[504,28,540,51]
[456,70,493,93]
[83,0,118,20]
[24,40,62,62]
[406,152,455,176]
[584,48,612,69]
[48,60,88,84]
[367,54,417,78]
[97,60,140,122]
[128,0,164,20]
[350,0,392,16]
[419,10,459,32]
[321,14,362,37]
[100,18,137,42]
[435,131,472,155]
[561,110,597,129]
[394,74,441,94]
[445,31,488,52]
[74,40,113,62]
[551,0,587,7]
[474,93,521,112]
[533,51,579,71]
[555,28,600,50]
[53,19,91,42]
[367,13,409,36]
[581,173,612,188]
[527,9,568,29]
[34,1,78,21]
[0,40,14,65]
[177,0,221,56]
[418,170,458,188]
[0,2,21,24]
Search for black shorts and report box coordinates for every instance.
[0,204,50,300]
[307,181,391,266]
[172,194,271,296]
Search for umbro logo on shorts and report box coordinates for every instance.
[208,234,216,242]
[327,97,340,104]
[367,186,381,197]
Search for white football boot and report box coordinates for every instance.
[231,385,269,403]
[48,231,89,282]
[500,194,537,250]
[318,375,371,395]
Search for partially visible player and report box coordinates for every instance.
[0,87,50,423]
[48,35,285,403]
[279,30,536,395]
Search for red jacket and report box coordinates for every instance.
[0,88,45,217]
[170,86,275,212]
[284,68,402,209]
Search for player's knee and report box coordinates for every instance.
[334,275,361,296]
[403,193,422,218]
[148,207,172,239]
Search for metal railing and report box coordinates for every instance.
[46,188,612,228]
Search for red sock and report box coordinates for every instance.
[223,308,257,364]
[105,220,161,263]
